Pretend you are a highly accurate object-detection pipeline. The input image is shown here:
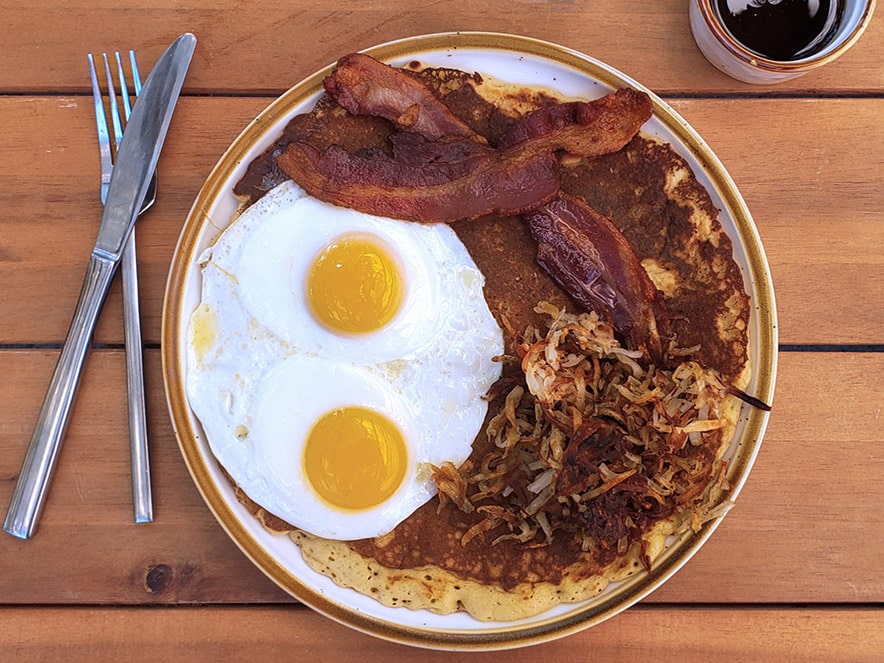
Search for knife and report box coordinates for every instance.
[3,33,197,540]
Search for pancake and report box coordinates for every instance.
[230,61,751,620]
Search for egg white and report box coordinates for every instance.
[186,180,503,540]
[210,180,446,363]
[249,356,431,540]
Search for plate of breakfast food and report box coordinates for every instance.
[162,32,777,650]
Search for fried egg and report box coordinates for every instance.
[186,180,503,540]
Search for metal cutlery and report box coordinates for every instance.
[89,49,155,524]
[3,33,197,540]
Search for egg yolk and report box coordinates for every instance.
[303,406,407,511]
[307,235,403,334]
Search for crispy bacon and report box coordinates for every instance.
[499,88,653,158]
[323,52,481,141]
[281,54,655,227]
[280,54,668,357]
[526,195,666,360]
[277,137,560,222]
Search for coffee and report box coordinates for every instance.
[715,0,843,60]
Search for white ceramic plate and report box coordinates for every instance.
[162,32,777,651]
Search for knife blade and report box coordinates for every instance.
[3,33,197,540]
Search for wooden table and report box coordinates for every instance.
[1,1,881,659]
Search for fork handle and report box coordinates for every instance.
[3,253,117,539]
[121,233,153,523]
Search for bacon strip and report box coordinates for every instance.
[323,52,481,141]
[277,138,560,222]
[526,195,664,359]
[499,88,653,157]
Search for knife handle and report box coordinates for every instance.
[3,254,117,540]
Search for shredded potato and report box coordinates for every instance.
[433,303,733,569]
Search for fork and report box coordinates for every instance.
[88,51,154,524]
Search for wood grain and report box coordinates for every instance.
[0,97,881,347]
[1,605,881,660]
[0,1,881,96]
[0,350,881,605]
[0,3,881,656]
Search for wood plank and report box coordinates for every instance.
[0,97,881,346]
[668,98,884,346]
[652,350,884,602]
[0,350,881,604]
[0,605,881,661]
[0,95,268,347]
[0,1,881,95]
[0,348,290,604]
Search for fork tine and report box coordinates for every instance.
[88,53,113,205]
[102,53,123,149]
[115,51,133,122]
[130,51,143,96]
